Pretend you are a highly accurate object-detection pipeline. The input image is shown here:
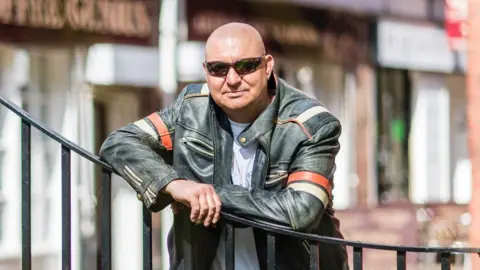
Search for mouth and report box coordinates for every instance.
[224,90,248,98]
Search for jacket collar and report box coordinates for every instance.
[237,86,280,149]
[209,75,285,148]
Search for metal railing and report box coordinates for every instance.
[1,95,479,270]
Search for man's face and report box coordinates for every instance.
[203,37,274,112]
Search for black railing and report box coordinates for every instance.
[1,95,479,270]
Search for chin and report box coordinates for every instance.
[222,99,251,111]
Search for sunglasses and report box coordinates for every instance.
[204,55,265,77]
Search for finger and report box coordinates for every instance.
[188,195,200,222]
[203,193,216,227]
[212,192,222,224]
[197,193,208,224]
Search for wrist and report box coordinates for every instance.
[163,178,187,194]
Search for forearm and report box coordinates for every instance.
[100,124,179,211]
[214,184,325,232]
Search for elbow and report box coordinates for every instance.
[98,133,114,161]
[288,197,325,232]
[98,129,127,163]
[291,213,319,232]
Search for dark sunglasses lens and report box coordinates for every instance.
[234,58,261,75]
[207,62,230,76]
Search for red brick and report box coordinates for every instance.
[467,1,480,268]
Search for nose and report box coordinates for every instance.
[225,67,241,86]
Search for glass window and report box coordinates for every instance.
[0,150,4,191]
[376,68,410,204]
[0,201,4,242]
[0,146,4,241]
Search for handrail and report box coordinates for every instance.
[222,213,480,254]
[0,95,113,171]
[1,93,479,270]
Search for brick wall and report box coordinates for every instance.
[467,0,480,268]
[336,204,470,270]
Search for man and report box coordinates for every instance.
[100,23,347,270]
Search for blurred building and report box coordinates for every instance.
[0,0,472,270]
[0,1,161,270]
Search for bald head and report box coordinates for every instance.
[202,23,276,123]
[205,23,266,61]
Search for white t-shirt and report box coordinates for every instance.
[211,120,260,270]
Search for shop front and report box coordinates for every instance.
[0,1,159,269]
[375,17,468,206]
[366,16,470,269]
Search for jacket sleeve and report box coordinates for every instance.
[99,88,188,212]
[214,120,341,232]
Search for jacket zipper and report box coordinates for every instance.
[264,173,288,186]
[303,240,311,255]
[259,144,269,190]
[124,166,142,187]
[124,166,156,199]
[266,170,288,179]
[181,136,214,157]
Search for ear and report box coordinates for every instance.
[202,62,210,77]
[265,54,275,78]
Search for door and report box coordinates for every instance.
[376,68,411,204]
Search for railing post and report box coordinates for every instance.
[309,242,318,270]
[100,169,112,270]
[353,247,363,270]
[182,213,193,270]
[225,224,235,270]
[61,145,72,270]
[143,206,153,270]
[21,120,31,270]
[267,234,276,270]
[440,253,451,270]
[396,251,406,270]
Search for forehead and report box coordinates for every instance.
[205,36,261,62]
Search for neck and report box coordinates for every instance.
[224,94,272,123]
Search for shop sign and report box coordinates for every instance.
[444,0,468,50]
[249,0,432,20]
[376,18,465,73]
[0,0,158,46]
[186,0,370,65]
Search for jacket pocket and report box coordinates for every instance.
[181,136,214,157]
[264,170,288,188]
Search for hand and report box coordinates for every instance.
[164,179,221,227]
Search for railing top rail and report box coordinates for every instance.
[0,95,113,171]
[222,213,480,254]
[2,94,479,256]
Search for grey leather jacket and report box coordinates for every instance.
[99,77,348,270]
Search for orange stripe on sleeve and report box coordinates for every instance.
[287,171,332,195]
[147,113,173,151]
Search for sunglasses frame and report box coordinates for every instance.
[203,54,266,77]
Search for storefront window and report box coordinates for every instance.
[377,68,410,204]
[0,111,5,242]
[0,148,4,242]
[21,49,72,244]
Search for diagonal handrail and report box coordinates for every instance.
[0,94,114,270]
[1,94,479,270]
[0,95,113,170]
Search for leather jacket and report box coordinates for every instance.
[99,77,348,270]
